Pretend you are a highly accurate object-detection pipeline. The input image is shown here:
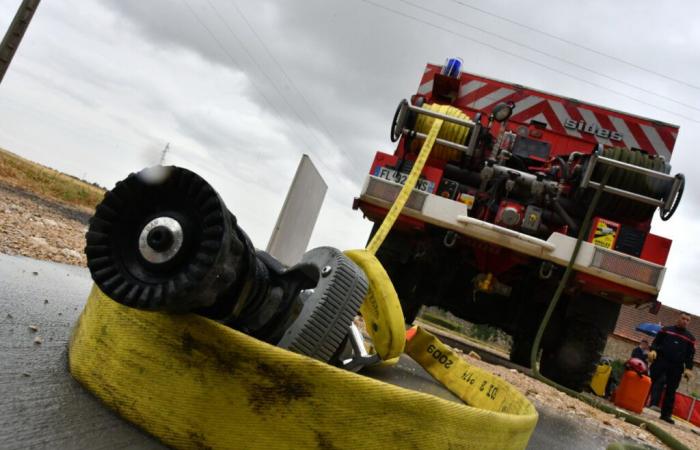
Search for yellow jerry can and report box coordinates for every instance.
[590,362,612,397]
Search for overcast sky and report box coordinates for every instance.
[1,0,699,315]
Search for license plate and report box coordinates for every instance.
[373,167,435,193]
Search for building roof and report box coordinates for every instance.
[612,303,700,364]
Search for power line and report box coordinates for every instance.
[398,0,699,112]
[200,0,363,188]
[228,0,338,144]
[203,0,329,150]
[358,0,699,123]
[179,0,317,153]
[222,6,368,185]
[1,94,142,150]
[445,0,700,91]
[179,0,362,194]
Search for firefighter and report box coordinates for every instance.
[648,312,696,424]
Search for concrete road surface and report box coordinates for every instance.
[0,254,657,449]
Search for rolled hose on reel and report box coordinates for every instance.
[391,99,472,161]
[584,146,684,221]
[85,166,368,363]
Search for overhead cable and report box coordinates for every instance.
[359,0,699,124]
[445,0,700,91]
[398,0,699,112]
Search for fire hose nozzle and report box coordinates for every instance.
[85,166,368,364]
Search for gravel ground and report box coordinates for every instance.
[461,346,662,447]
[414,321,700,449]
[0,181,90,266]
[2,178,699,449]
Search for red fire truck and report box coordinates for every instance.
[353,59,685,389]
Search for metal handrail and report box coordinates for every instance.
[399,130,472,154]
[404,101,476,128]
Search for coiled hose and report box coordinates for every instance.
[589,147,669,221]
[411,103,471,161]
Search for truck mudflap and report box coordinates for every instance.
[358,174,665,295]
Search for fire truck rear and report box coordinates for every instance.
[353,59,685,390]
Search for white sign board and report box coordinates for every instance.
[266,155,327,266]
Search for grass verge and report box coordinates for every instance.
[0,148,104,210]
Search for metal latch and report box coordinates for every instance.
[339,323,382,372]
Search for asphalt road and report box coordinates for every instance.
[0,254,657,449]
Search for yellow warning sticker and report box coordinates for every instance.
[592,220,618,249]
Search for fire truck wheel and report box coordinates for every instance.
[509,337,534,368]
[401,297,423,325]
[368,223,426,325]
[539,319,606,391]
[509,305,545,368]
[377,261,424,325]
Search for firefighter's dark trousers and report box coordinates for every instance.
[649,358,683,418]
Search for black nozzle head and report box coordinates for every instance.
[146,226,174,252]
[85,166,245,313]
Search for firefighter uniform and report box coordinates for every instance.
[649,325,696,420]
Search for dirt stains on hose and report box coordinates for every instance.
[314,431,340,450]
[389,427,423,450]
[181,331,242,374]
[188,431,213,450]
[247,362,313,414]
[84,372,148,429]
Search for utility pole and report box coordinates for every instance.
[0,0,41,84]
[159,143,170,165]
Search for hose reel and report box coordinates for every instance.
[391,99,480,160]
[580,145,684,221]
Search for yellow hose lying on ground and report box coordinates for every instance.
[71,287,537,450]
[69,103,538,449]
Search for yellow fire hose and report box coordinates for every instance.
[69,104,538,449]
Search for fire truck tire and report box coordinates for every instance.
[510,306,557,369]
[401,296,423,325]
[509,337,534,368]
[377,261,424,325]
[510,306,540,368]
[539,319,607,391]
[369,223,425,325]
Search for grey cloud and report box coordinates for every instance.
[3,0,700,311]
